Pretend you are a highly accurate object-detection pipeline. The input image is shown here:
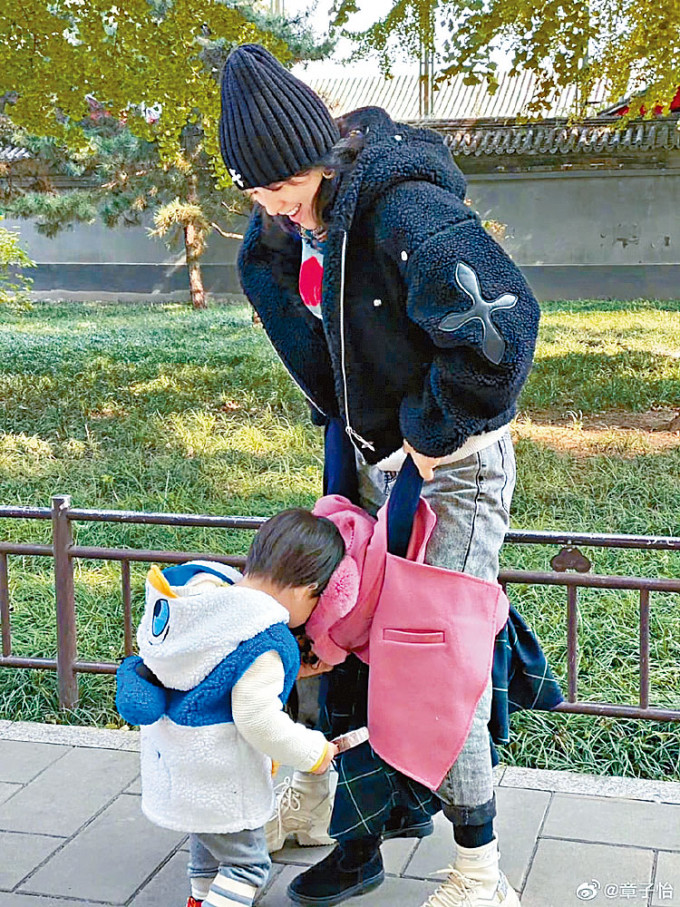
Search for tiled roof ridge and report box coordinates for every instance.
[0,144,31,163]
[427,116,680,157]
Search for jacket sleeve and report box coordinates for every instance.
[232,651,329,772]
[373,180,540,457]
[238,208,338,424]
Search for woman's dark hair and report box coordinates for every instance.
[259,128,366,235]
[244,508,345,596]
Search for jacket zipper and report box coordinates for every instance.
[338,229,375,453]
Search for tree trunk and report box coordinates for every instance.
[184,170,206,310]
[184,221,206,310]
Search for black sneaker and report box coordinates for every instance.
[382,806,435,841]
[287,839,385,906]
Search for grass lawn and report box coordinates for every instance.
[1,298,679,780]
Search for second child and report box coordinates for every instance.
[116,509,344,907]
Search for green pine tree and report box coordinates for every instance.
[0,0,334,307]
[3,110,247,309]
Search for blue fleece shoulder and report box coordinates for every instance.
[160,562,240,586]
[165,622,300,728]
[117,626,300,729]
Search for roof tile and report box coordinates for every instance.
[307,71,609,121]
[439,118,680,158]
[0,145,31,162]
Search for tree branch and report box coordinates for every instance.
[211,222,243,239]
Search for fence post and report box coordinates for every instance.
[52,495,78,709]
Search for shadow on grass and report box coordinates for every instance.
[1,354,305,432]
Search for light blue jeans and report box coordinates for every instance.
[357,430,516,825]
[188,827,270,892]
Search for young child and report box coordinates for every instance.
[115,508,343,907]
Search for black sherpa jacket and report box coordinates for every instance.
[238,106,540,465]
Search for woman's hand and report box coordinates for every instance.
[297,659,334,679]
[311,741,338,774]
[403,440,443,481]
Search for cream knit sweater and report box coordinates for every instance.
[232,650,327,770]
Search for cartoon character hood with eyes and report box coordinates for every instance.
[116,559,302,834]
[136,560,289,691]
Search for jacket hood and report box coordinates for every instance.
[137,563,289,691]
[330,106,467,229]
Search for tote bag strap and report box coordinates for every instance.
[323,417,360,504]
[323,417,424,557]
[386,455,423,558]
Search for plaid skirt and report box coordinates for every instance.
[319,656,441,842]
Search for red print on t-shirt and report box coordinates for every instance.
[299,253,323,310]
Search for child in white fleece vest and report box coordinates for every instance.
[116,509,343,907]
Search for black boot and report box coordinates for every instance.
[383,804,435,841]
[287,837,384,906]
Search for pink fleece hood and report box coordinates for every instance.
[304,496,375,665]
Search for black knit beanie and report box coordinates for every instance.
[219,44,341,190]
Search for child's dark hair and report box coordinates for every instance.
[244,508,345,596]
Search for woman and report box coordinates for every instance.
[219,43,539,907]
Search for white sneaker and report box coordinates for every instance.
[265,780,335,852]
[420,868,520,907]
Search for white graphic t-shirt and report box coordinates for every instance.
[299,233,325,320]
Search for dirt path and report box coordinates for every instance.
[514,407,680,456]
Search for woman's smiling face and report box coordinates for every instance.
[247,170,324,229]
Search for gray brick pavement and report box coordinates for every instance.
[23,795,184,903]
[0,784,20,808]
[0,723,679,906]
[522,839,654,907]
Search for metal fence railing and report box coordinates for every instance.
[1,496,680,718]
